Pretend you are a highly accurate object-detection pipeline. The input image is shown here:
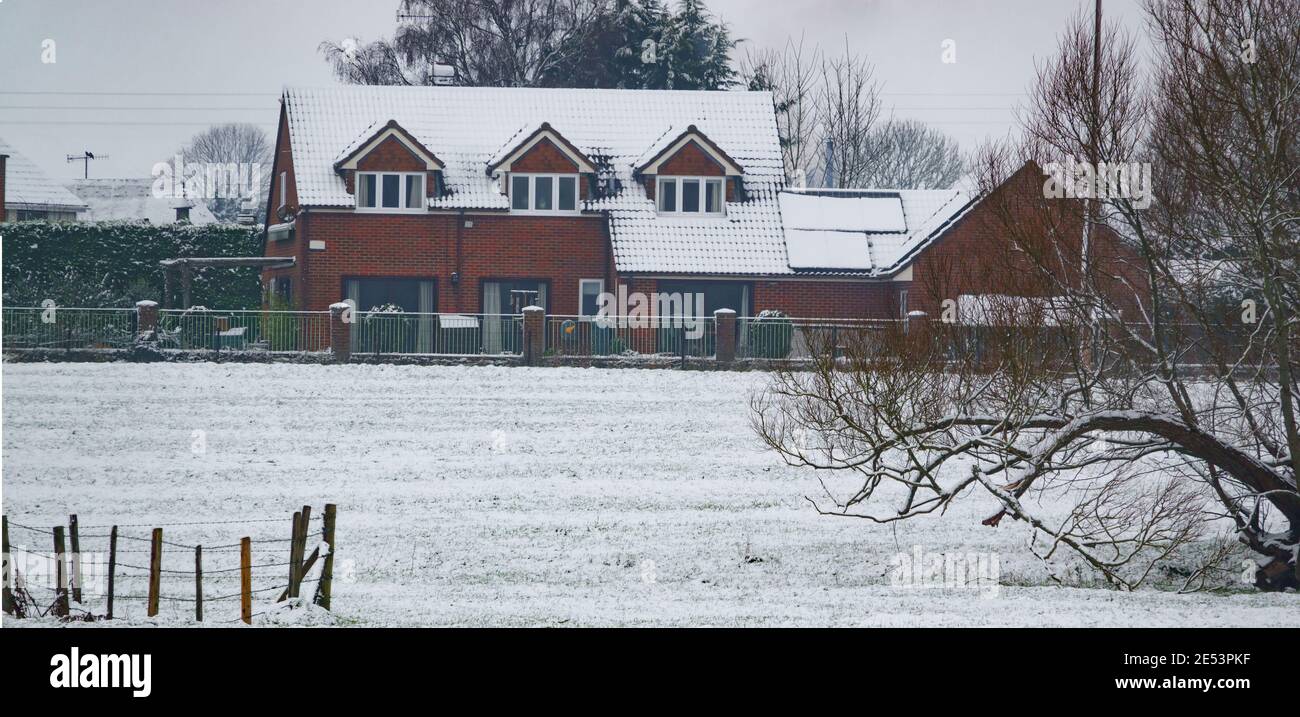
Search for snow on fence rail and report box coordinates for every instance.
[349,311,525,356]
[544,315,719,358]
[2,306,138,350]
[2,304,1258,369]
[158,308,331,353]
[1,505,337,624]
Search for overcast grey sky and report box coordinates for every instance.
[0,0,1148,180]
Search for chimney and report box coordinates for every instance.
[0,153,8,222]
[237,196,258,225]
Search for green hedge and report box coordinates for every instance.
[1,221,264,309]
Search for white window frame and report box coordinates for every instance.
[578,278,605,318]
[355,171,426,213]
[509,173,581,215]
[278,171,287,209]
[656,176,726,216]
[899,289,909,318]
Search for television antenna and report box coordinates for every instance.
[66,151,108,179]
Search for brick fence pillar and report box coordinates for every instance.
[714,308,736,363]
[523,305,545,366]
[904,310,927,333]
[135,300,159,337]
[329,302,352,364]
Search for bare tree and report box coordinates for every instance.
[753,0,1299,592]
[741,36,821,184]
[321,0,608,87]
[860,118,965,189]
[177,123,272,223]
[813,40,882,188]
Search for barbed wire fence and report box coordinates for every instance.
[1,504,337,624]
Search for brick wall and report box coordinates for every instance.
[285,211,610,315]
[356,135,426,172]
[905,164,1146,322]
[266,107,299,222]
[511,139,578,173]
[753,279,901,318]
[610,276,895,319]
[262,107,307,305]
[658,141,725,176]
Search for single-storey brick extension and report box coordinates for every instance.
[260,86,1079,324]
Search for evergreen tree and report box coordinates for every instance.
[541,0,734,90]
[610,0,672,89]
[662,0,738,90]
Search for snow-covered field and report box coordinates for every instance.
[3,362,1296,627]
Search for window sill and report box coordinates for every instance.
[655,212,728,219]
[508,209,585,217]
[353,207,428,214]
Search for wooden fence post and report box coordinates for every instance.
[293,505,312,598]
[194,545,203,622]
[68,514,82,604]
[239,537,251,625]
[287,511,301,599]
[53,526,69,618]
[2,516,13,616]
[316,504,337,609]
[147,528,162,617]
[106,526,117,620]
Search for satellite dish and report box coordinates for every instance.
[277,204,297,223]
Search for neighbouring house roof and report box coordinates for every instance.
[0,137,89,213]
[282,86,788,275]
[68,178,219,225]
[779,189,976,276]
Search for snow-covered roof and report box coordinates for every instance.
[957,293,1075,327]
[68,178,219,225]
[0,137,89,213]
[282,86,787,275]
[779,189,975,275]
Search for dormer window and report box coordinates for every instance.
[334,120,443,212]
[657,177,725,216]
[635,125,743,218]
[510,173,579,213]
[356,172,425,211]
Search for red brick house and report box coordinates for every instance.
[260,86,1119,340]
[261,86,978,324]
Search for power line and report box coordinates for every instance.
[0,105,276,111]
[0,120,278,127]
[1,89,1027,97]
[0,104,1013,112]
[0,90,279,97]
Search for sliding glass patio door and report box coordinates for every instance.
[344,277,437,353]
